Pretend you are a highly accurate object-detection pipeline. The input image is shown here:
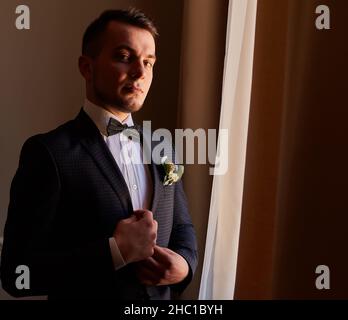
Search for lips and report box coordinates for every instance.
[124,84,143,94]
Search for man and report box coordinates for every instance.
[0,8,197,300]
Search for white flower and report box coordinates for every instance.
[161,156,184,186]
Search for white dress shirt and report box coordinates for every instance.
[83,99,153,270]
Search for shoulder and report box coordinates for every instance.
[17,119,68,155]
[23,118,80,153]
[16,119,84,172]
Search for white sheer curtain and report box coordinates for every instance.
[199,0,258,300]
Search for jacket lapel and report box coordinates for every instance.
[139,127,164,216]
[74,109,133,216]
[149,162,164,216]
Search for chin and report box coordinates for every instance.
[106,96,143,113]
[126,103,143,113]
[122,99,145,113]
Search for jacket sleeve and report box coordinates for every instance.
[0,136,115,297]
[168,179,198,294]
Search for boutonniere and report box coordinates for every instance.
[161,156,184,186]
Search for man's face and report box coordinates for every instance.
[87,21,156,114]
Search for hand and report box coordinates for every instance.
[134,245,189,286]
[113,210,157,264]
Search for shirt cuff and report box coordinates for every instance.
[109,237,126,271]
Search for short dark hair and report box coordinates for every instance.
[82,8,158,58]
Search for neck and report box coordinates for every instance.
[86,95,129,122]
[102,105,129,123]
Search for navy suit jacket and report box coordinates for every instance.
[0,109,198,299]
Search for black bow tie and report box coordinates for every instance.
[106,118,141,141]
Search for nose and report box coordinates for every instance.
[129,60,145,80]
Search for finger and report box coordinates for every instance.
[134,209,152,215]
[135,265,161,285]
[127,214,138,222]
[142,210,153,220]
[133,210,147,220]
[139,256,162,271]
[154,246,176,256]
[136,257,167,280]
[153,220,158,236]
[153,219,158,228]
[152,245,171,263]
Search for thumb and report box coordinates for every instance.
[133,209,150,220]
[153,245,170,262]
[127,214,138,222]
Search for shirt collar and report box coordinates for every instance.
[83,98,134,136]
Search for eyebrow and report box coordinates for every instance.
[114,45,156,60]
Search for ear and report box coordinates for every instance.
[78,55,93,81]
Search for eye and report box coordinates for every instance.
[115,52,131,62]
[120,54,130,62]
[144,60,154,69]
